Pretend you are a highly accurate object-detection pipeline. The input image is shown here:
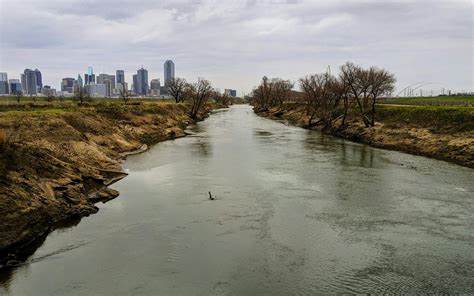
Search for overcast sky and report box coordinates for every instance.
[0,0,472,94]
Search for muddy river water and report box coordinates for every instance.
[1,105,473,295]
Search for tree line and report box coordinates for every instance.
[251,62,396,129]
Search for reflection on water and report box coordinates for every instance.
[1,105,473,295]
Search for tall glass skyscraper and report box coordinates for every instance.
[85,67,95,85]
[116,70,125,84]
[34,69,42,91]
[0,72,8,94]
[137,67,148,96]
[164,60,175,84]
[24,69,37,95]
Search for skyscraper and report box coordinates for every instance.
[133,74,138,94]
[34,69,42,92]
[136,67,148,96]
[77,74,83,87]
[24,69,37,95]
[116,70,125,85]
[9,79,22,94]
[150,79,161,96]
[97,74,116,90]
[164,60,175,85]
[85,67,95,85]
[0,72,8,94]
[61,78,75,93]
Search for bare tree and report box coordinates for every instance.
[188,79,214,119]
[299,72,341,129]
[119,84,130,105]
[272,78,294,107]
[340,62,395,127]
[166,78,187,103]
[251,76,274,112]
[46,93,55,102]
[366,67,396,126]
[213,91,232,107]
[14,91,22,105]
[75,86,90,106]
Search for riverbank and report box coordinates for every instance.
[256,103,474,168]
[0,102,215,267]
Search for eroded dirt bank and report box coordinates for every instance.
[256,103,474,168]
[0,102,213,266]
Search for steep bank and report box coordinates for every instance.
[257,103,474,168]
[0,102,213,266]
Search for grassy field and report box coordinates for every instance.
[0,96,178,112]
[379,95,474,106]
[376,104,474,133]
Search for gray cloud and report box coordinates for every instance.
[0,0,472,94]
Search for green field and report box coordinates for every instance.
[379,95,474,106]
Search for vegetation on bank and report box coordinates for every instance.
[251,62,396,129]
[379,95,474,106]
[249,61,473,168]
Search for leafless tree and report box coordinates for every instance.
[188,79,214,119]
[213,91,232,107]
[299,72,341,129]
[251,76,274,112]
[166,78,188,103]
[272,78,294,107]
[340,62,395,127]
[14,91,22,105]
[46,93,55,102]
[75,86,90,106]
[119,85,130,105]
[366,67,396,126]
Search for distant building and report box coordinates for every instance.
[116,70,125,85]
[0,72,8,94]
[97,74,115,89]
[224,89,237,97]
[150,78,161,96]
[86,83,107,97]
[24,69,38,95]
[9,79,22,94]
[133,74,138,94]
[104,79,113,97]
[34,69,42,92]
[77,74,83,87]
[136,67,148,96]
[84,67,95,85]
[42,85,57,97]
[164,60,175,85]
[61,77,75,93]
[21,74,25,92]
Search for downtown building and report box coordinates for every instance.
[135,67,148,96]
[164,60,175,85]
[150,79,161,96]
[224,89,237,97]
[61,77,75,93]
[22,69,41,95]
[9,79,22,95]
[0,72,8,95]
[84,67,95,85]
[97,74,116,97]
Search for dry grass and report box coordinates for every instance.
[0,128,6,145]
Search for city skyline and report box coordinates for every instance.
[0,0,472,94]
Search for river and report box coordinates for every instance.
[1,105,473,295]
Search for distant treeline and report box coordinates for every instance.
[250,62,396,129]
